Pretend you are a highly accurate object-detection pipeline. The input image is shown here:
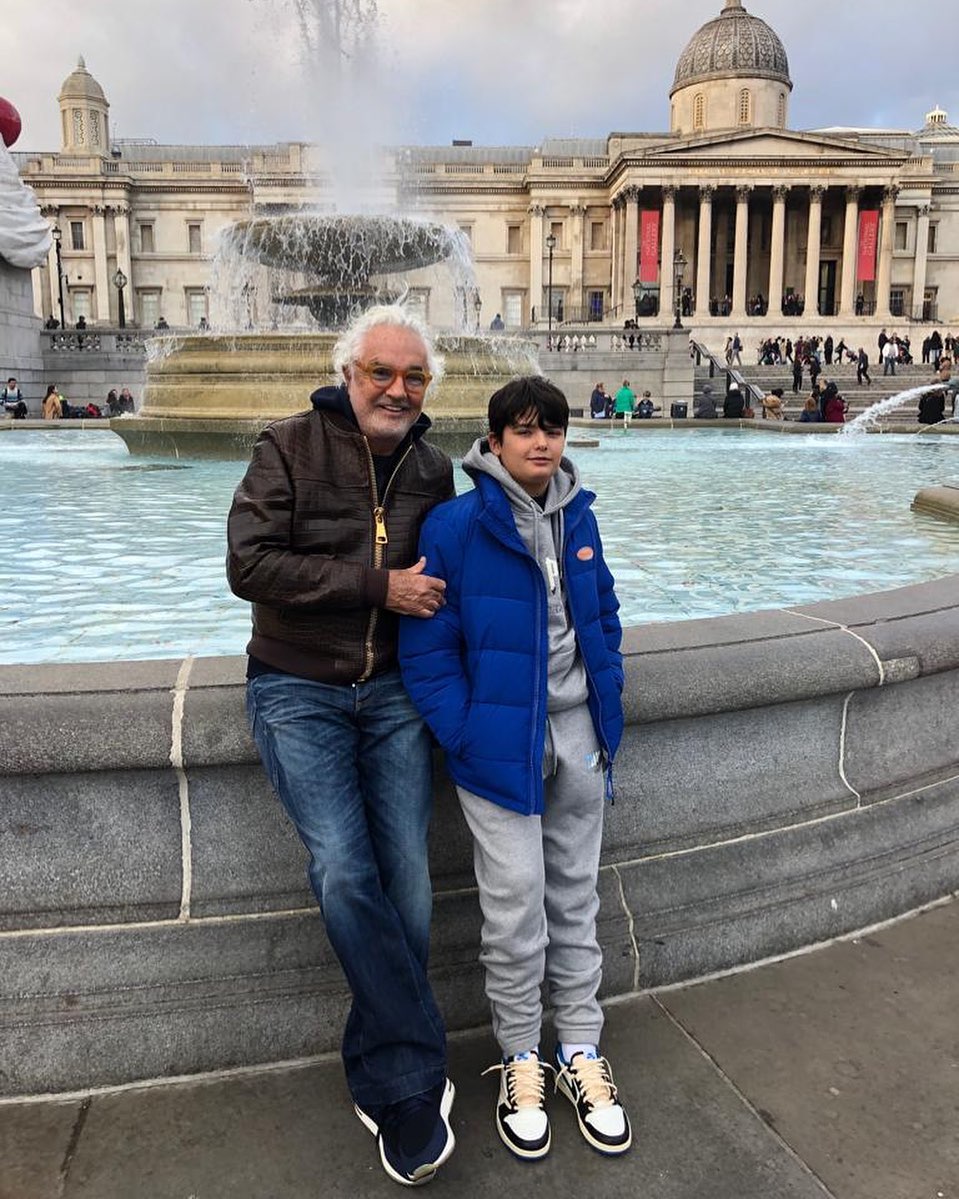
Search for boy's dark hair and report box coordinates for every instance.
[488,376,569,438]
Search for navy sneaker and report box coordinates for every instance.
[354,1078,455,1186]
[554,1049,631,1155]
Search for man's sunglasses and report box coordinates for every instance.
[352,360,433,395]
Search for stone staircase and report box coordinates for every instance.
[693,360,947,424]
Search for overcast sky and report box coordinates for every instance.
[4,0,955,152]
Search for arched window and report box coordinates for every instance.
[778,92,787,128]
[738,89,752,126]
[694,93,706,131]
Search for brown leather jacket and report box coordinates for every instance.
[227,389,454,683]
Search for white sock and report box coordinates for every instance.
[560,1042,598,1064]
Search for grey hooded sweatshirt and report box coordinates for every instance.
[462,438,589,718]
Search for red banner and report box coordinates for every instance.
[639,210,660,283]
[857,209,879,283]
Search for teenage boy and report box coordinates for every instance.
[399,376,630,1160]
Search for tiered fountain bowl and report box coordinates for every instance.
[111,214,536,459]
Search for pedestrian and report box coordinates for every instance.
[613,378,635,430]
[857,348,872,386]
[2,376,27,419]
[227,305,457,1187]
[882,338,897,376]
[399,376,631,1162]
[792,355,803,394]
[41,383,61,420]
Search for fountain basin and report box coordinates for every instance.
[113,332,535,458]
[1,578,958,1095]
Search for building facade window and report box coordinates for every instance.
[890,289,905,317]
[72,108,84,145]
[895,221,908,251]
[188,223,202,254]
[549,221,564,248]
[138,290,161,328]
[405,289,430,324]
[71,289,92,322]
[694,93,705,130]
[590,221,606,251]
[90,112,101,147]
[186,289,208,326]
[139,223,155,253]
[738,89,752,126]
[506,224,521,254]
[777,93,786,128]
[588,290,605,321]
[457,224,473,246]
[928,224,938,254]
[70,220,85,251]
[543,286,565,321]
[503,291,524,327]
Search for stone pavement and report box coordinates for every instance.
[2,898,956,1199]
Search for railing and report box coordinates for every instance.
[43,329,150,353]
[689,338,765,411]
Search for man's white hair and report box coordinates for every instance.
[332,304,444,391]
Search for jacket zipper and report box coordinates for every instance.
[358,441,414,682]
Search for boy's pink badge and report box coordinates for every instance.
[576,547,594,561]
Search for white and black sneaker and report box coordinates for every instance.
[481,1049,553,1160]
[555,1049,631,1155]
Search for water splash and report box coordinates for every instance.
[841,385,945,435]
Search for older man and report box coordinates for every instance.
[227,305,455,1187]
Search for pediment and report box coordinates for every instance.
[642,128,906,162]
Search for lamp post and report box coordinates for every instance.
[473,291,482,333]
[632,277,642,320]
[546,231,556,350]
[51,225,66,330]
[113,267,127,329]
[673,248,688,331]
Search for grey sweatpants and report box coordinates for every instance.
[457,702,606,1056]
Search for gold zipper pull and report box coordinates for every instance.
[373,505,388,545]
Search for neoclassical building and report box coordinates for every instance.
[14,0,959,333]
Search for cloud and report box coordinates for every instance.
[3,0,956,154]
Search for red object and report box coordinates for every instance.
[0,97,22,147]
[857,209,880,283]
[639,210,661,284]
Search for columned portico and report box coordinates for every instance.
[660,185,677,319]
[875,185,899,319]
[732,186,751,317]
[839,186,861,316]
[768,185,788,317]
[569,203,586,307]
[803,185,824,317]
[696,185,714,316]
[92,207,111,323]
[113,205,135,325]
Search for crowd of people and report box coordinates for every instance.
[2,376,136,419]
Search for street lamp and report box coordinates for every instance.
[546,231,557,350]
[473,291,482,333]
[50,225,66,330]
[673,248,688,331]
[632,277,642,320]
[113,267,127,329]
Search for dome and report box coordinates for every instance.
[58,56,108,105]
[917,106,959,138]
[671,0,791,97]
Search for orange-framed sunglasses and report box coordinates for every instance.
[352,359,433,395]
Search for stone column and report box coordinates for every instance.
[695,185,714,316]
[767,185,788,317]
[113,205,135,325]
[803,185,824,317]
[732,185,751,318]
[875,185,899,319]
[913,203,931,321]
[528,204,544,324]
[610,198,623,316]
[91,207,111,323]
[660,186,677,322]
[46,239,60,319]
[569,203,587,319]
[839,185,861,316]
[623,186,640,309]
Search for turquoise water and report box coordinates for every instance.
[2,427,959,663]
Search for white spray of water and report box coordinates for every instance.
[841,385,945,435]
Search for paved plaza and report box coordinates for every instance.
[2,897,956,1199]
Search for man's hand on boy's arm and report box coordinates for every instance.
[385,556,447,618]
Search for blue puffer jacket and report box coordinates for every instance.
[399,471,624,816]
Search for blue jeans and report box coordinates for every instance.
[247,668,447,1107]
